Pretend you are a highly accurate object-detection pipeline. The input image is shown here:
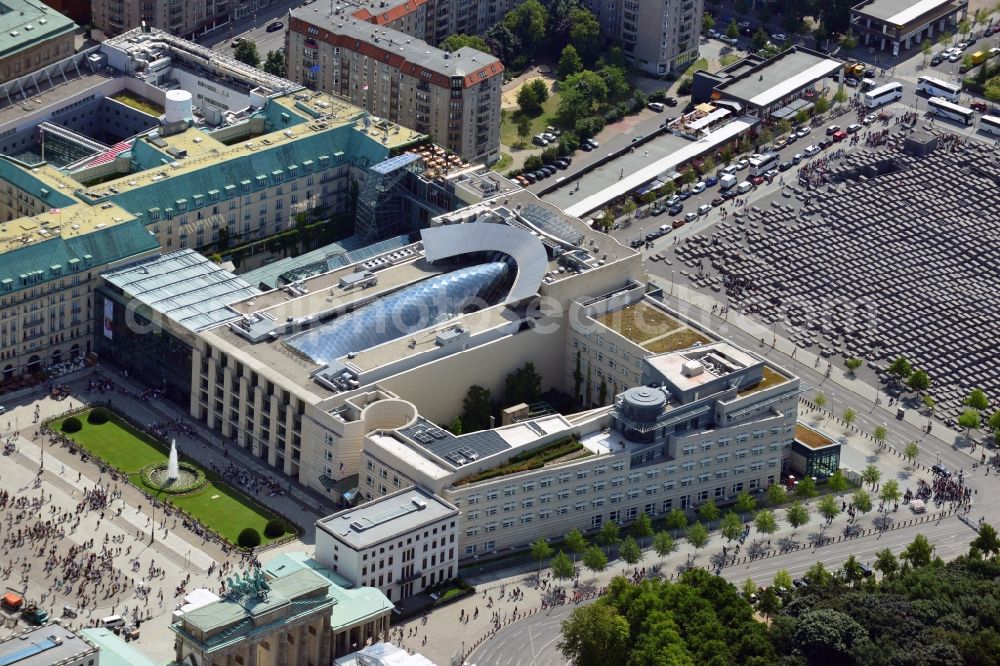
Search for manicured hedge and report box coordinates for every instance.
[62,416,82,433]
[264,519,288,538]
[87,408,110,425]
[238,528,261,548]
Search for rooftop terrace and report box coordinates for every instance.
[795,423,836,449]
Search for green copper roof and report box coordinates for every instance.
[106,124,391,220]
[0,219,158,293]
[78,629,159,666]
[0,0,76,59]
[0,157,76,209]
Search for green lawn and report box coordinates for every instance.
[491,151,513,172]
[111,92,164,117]
[500,91,562,147]
[54,412,282,545]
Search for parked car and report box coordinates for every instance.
[532,134,549,147]
[678,190,692,200]
[931,54,944,65]
[721,188,738,200]
[862,114,877,125]
[684,212,698,222]
[586,138,599,148]
[664,96,678,107]
[266,21,284,32]
[832,130,848,142]
[751,175,765,186]
[231,37,245,47]
[792,153,803,164]
[778,160,793,171]
[648,102,666,112]
[580,142,593,151]
[672,218,687,229]
[697,203,712,215]
[650,203,667,216]
[786,133,798,144]
[711,197,724,207]
[819,138,833,149]
[795,127,811,138]
[515,175,529,186]
[522,171,537,183]
[949,51,962,62]
[666,194,681,206]
[630,239,644,248]
[771,33,787,42]
[971,101,988,112]
[803,144,820,156]
[846,123,862,134]
[736,158,749,170]
[844,77,859,87]
[826,124,841,135]
[691,181,706,194]
[705,175,719,187]
[668,202,683,215]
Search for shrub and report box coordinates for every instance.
[237,528,261,548]
[62,417,82,433]
[87,408,109,425]
[264,519,288,538]
[140,461,207,494]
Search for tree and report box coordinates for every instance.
[842,555,864,586]
[439,33,492,54]
[619,536,642,566]
[517,79,549,115]
[461,385,493,431]
[632,512,653,546]
[752,27,769,51]
[735,490,756,519]
[551,550,575,581]
[757,127,773,146]
[806,561,835,587]
[558,603,629,666]
[795,476,818,500]
[531,538,553,575]
[598,65,630,102]
[503,0,548,60]
[786,501,809,532]
[966,388,990,412]
[813,20,829,50]
[741,577,758,601]
[234,40,260,67]
[726,18,739,40]
[449,416,463,435]
[907,368,931,392]
[887,356,912,384]
[686,521,709,559]
[721,511,743,543]
[485,23,519,64]
[833,88,849,103]
[904,441,919,465]
[874,547,898,578]
[565,528,586,562]
[900,533,933,568]
[262,49,285,77]
[814,95,830,114]
[773,569,793,591]
[958,17,971,39]
[622,199,637,221]
[568,8,602,64]
[872,424,888,449]
[755,510,778,537]
[581,545,608,579]
[828,469,848,493]
[922,393,937,414]
[652,531,675,561]
[839,30,858,49]
[702,11,716,32]
[758,586,781,619]
[861,463,881,488]
[878,479,901,513]
[557,44,584,79]
[971,523,1000,559]
[989,410,1000,438]
[597,520,620,554]
[843,407,857,428]
[665,508,687,536]
[516,114,532,144]
[698,498,720,523]
[767,483,787,507]
[557,70,608,126]
[504,362,542,406]
[937,31,952,48]
[986,76,1000,103]
[921,39,933,64]
[844,357,863,375]
[852,488,872,515]
[958,409,981,439]
[818,495,840,523]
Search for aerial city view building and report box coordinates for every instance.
[0,0,999,663]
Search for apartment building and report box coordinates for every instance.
[0,0,75,83]
[315,487,459,601]
[287,11,503,164]
[585,0,703,75]
[92,0,233,38]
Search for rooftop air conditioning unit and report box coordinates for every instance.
[681,360,704,377]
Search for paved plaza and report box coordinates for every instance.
[0,371,322,661]
[671,134,1000,421]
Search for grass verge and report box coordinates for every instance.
[500,91,562,147]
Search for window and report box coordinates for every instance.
[539,493,552,504]
[484,522,497,532]
[504,485,515,496]
[486,490,497,501]
[558,473,571,483]
[576,485,588,496]
[502,519,514,528]
[574,501,586,511]
[682,444,696,455]
[700,457,712,468]
[768,458,779,468]
[521,513,534,523]
[718,437,730,448]
[611,476,624,487]
[717,453,730,463]
[466,510,479,520]
[701,441,712,451]
[539,509,551,520]
[628,473,640,483]
[627,489,640,499]
[663,479,675,490]
[592,497,605,507]
[556,506,569,515]
[467,494,480,504]
[610,493,623,504]
[522,481,536,492]
[521,498,534,508]
[612,461,625,471]
[485,506,497,516]
[576,470,588,479]
[715,486,726,498]
[557,490,569,500]
[594,465,607,475]
[503,502,515,512]
[466,527,478,537]
[540,476,553,487]
[662,499,673,512]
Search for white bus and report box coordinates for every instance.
[917,76,961,102]
[928,96,975,125]
[863,82,904,108]
[980,115,1000,137]
[748,152,778,176]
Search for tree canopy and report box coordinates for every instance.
[461,385,493,431]
[438,33,492,54]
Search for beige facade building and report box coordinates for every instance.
[0,0,75,83]
[92,0,233,39]
[287,11,503,164]
[586,0,703,75]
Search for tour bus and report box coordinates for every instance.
[748,152,778,176]
[916,76,961,102]
[979,115,1000,137]
[927,96,975,125]
[863,82,903,108]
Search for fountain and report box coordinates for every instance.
[167,439,180,481]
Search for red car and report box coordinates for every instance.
[971,101,988,113]
[751,175,766,186]
[832,130,848,142]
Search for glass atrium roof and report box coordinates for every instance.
[286,262,511,365]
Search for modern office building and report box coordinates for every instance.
[287,11,504,164]
[585,0,703,75]
[315,487,458,601]
[91,0,233,39]
[0,0,76,84]
[0,624,99,666]
[691,47,844,118]
[0,26,425,380]
[851,0,968,56]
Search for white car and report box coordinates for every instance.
[862,114,877,125]
[697,203,712,215]
[684,212,698,222]
[948,52,962,62]
[771,33,787,42]
[796,127,811,138]
[736,158,749,169]
[691,181,706,194]
[708,28,720,38]
[803,145,820,156]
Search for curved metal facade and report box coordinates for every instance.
[286,262,511,365]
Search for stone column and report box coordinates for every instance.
[278,629,289,666]
[247,642,258,666]
[320,615,332,664]
[296,625,308,664]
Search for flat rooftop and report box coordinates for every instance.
[0,0,76,59]
[715,48,843,108]
[795,423,836,449]
[0,61,107,131]
[317,487,457,550]
[0,625,95,666]
[646,341,760,392]
[852,0,961,25]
